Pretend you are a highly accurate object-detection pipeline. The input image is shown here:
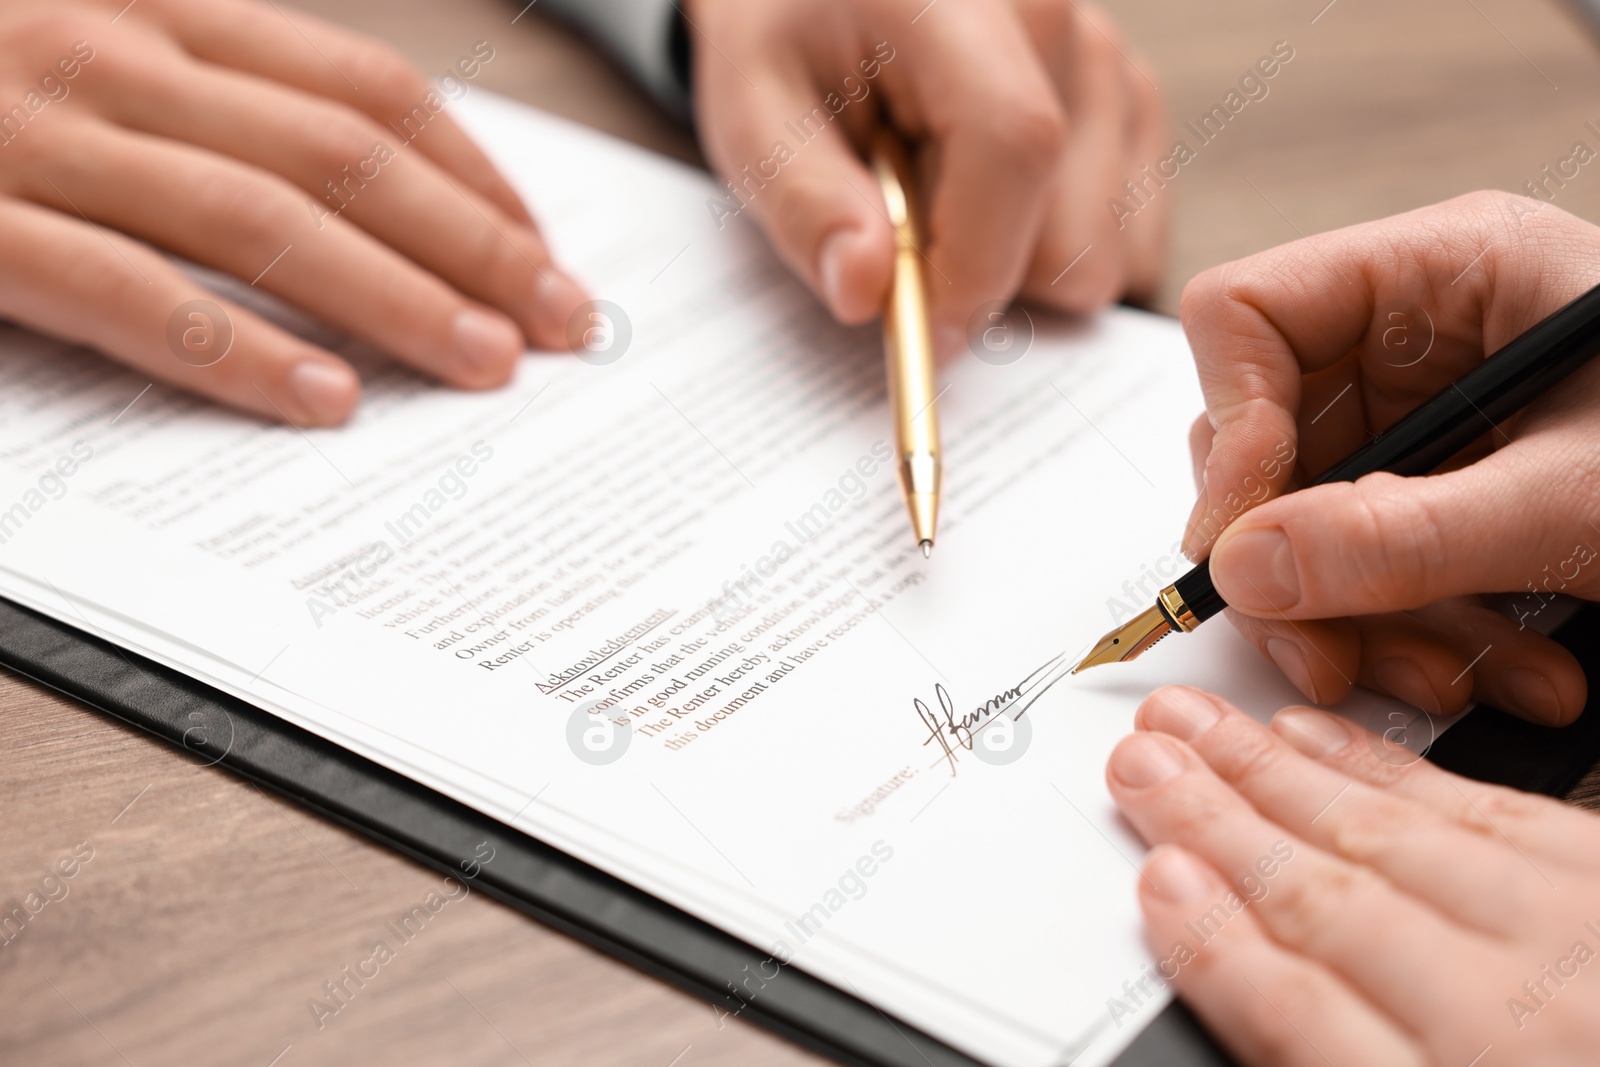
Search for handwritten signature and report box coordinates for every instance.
[913,652,1071,777]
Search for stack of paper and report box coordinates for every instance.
[0,92,1416,1066]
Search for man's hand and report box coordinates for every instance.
[1109,686,1600,1067]
[0,0,588,425]
[685,0,1168,357]
[1180,191,1600,723]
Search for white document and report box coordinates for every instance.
[0,93,1421,1066]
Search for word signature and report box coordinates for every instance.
[913,652,1070,776]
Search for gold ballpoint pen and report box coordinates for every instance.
[871,132,941,557]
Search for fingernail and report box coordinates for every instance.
[288,360,359,423]
[1372,658,1439,713]
[1265,638,1318,703]
[1215,528,1300,609]
[1274,707,1350,759]
[451,308,521,378]
[1111,733,1185,788]
[934,322,963,363]
[532,271,589,347]
[1145,845,1212,903]
[1504,667,1562,724]
[818,228,853,317]
[1142,686,1222,742]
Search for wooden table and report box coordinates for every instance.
[6,1,1600,1063]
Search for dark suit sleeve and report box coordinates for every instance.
[538,0,691,119]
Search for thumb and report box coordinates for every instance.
[695,72,894,324]
[1209,459,1589,619]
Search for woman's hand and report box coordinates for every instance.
[686,0,1169,357]
[0,0,588,425]
[1180,191,1600,723]
[1109,685,1600,1067]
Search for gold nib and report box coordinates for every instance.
[920,540,932,559]
[1071,603,1174,674]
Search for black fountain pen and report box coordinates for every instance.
[1072,279,1600,673]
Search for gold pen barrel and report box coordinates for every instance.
[872,133,941,553]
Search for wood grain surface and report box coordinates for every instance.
[5,1,1600,1064]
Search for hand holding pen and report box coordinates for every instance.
[1078,192,1600,725]
[687,0,1168,353]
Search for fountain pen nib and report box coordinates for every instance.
[920,540,932,559]
[1071,603,1174,674]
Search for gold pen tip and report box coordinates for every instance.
[1069,603,1175,674]
[920,540,932,559]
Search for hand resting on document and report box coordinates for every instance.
[1109,684,1600,1067]
[0,0,589,425]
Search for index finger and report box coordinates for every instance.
[1270,704,1600,873]
[882,0,1067,356]
[126,0,534,226]
[1176,190,1596,560]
